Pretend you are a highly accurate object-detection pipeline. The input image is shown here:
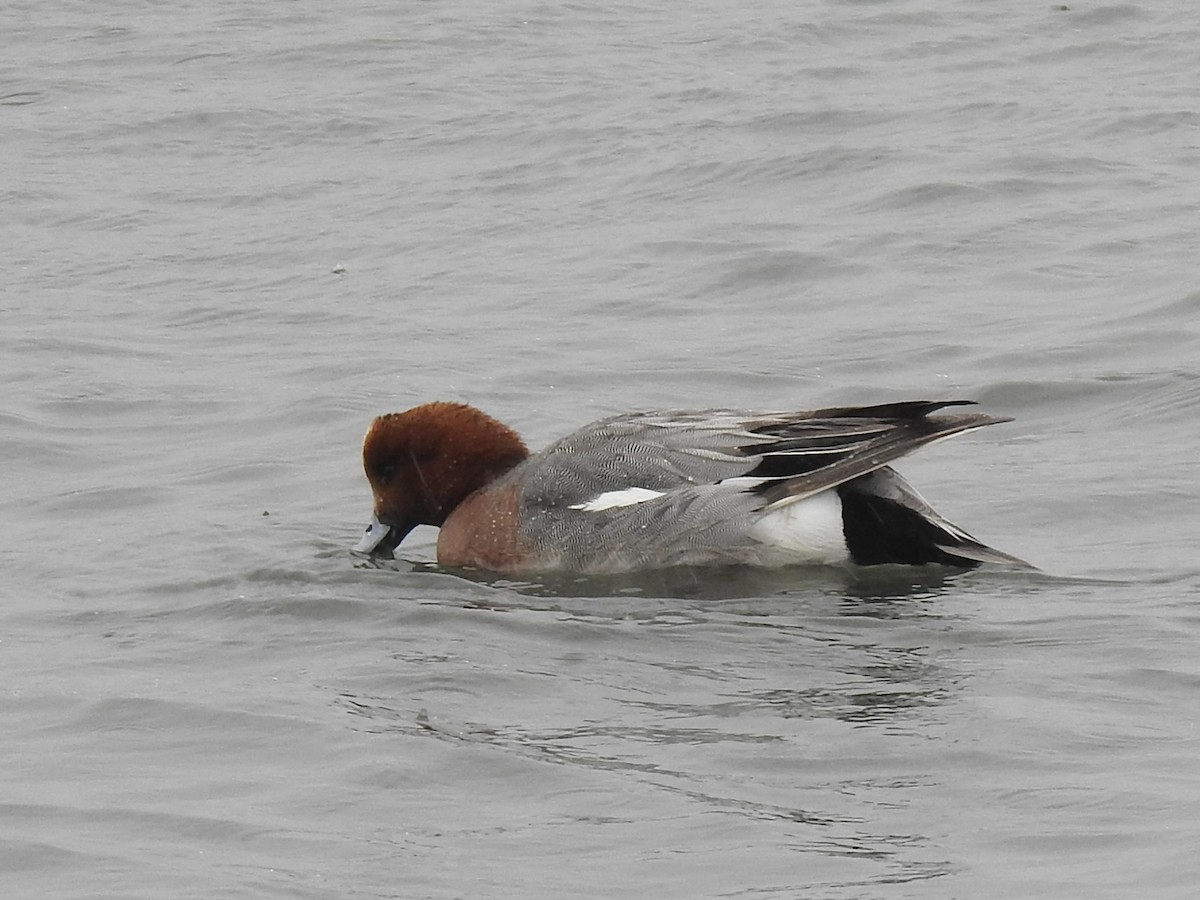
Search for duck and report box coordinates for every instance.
[353,399,1027,574]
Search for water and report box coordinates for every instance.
[4,0,1200,896]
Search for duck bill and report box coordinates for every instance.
[353,514,408,558]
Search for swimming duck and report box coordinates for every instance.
[354,399,1026,574]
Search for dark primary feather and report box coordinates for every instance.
[739,401,1011,507]
[514,400,1008,511]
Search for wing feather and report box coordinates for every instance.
[519,400,1009,511]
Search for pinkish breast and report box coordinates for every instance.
[436,483,529,572]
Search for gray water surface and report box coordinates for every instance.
[5,1,1200,897]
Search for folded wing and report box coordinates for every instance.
[524,400,1008,509]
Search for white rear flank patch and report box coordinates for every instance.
[749,491,849,565]
[569,487,665,512]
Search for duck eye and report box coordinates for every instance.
[374,464,396,485]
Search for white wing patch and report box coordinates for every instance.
[569,487,665,512]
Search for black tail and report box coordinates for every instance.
[837,469,1029,568]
